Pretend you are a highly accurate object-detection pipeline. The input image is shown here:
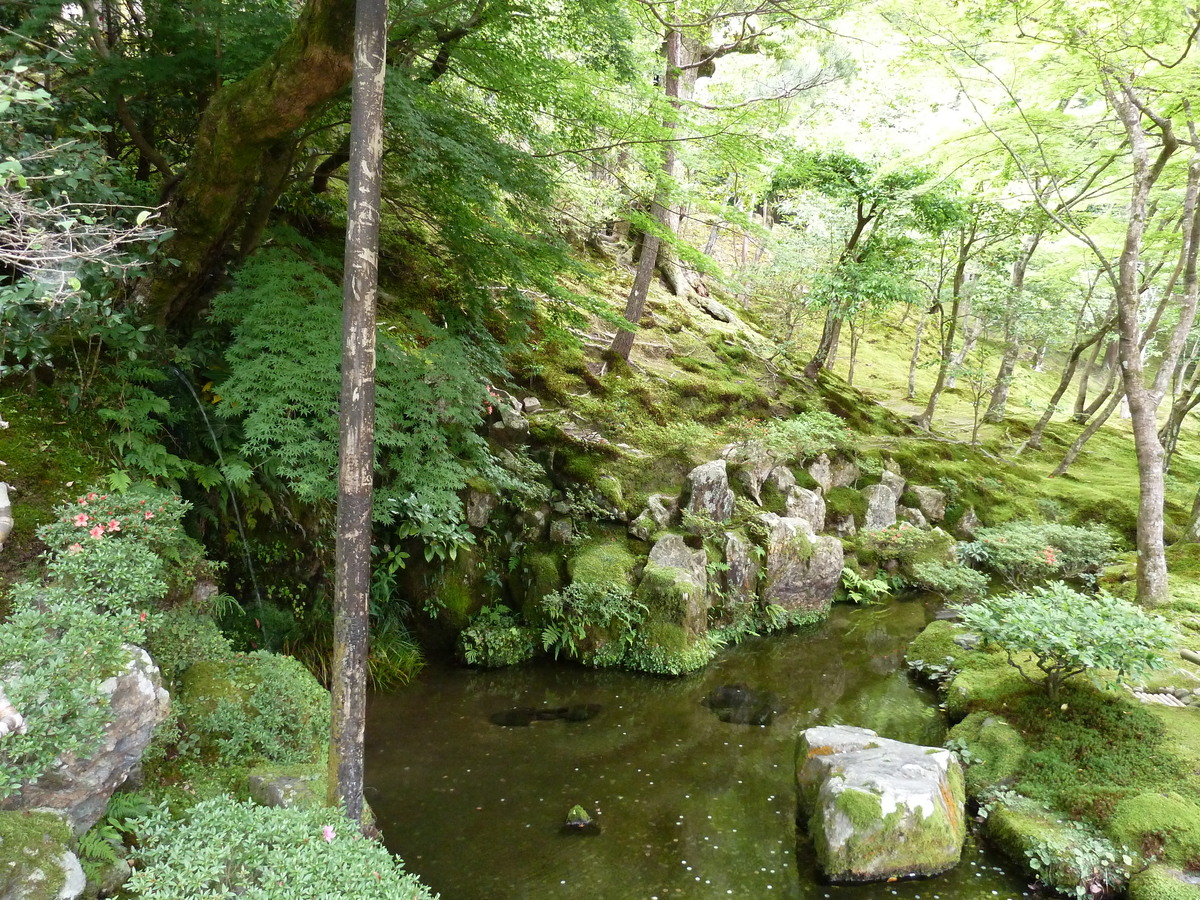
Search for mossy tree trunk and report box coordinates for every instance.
[329,0,388,825]
[137,0,356,335]
[982,232,1040,424]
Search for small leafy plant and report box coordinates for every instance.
[458,604,540,667]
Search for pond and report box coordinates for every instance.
[365,599,1032,900]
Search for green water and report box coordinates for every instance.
[365,599,1031,900]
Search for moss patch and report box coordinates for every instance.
[1129,865,1200,900]
[567,537,638,589]
[1110,793,1200,867]
[0,811,73,900]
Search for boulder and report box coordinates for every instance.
[636,534,709,636]
[880,469,906,499]
[759,514,843,616]
[862,484,898,531]
[909,486,947,523]
[465,486,498,529]
[521,396,542,414]
[0,812,84,900]
[722,531,758,607]
[701,298,735,323]
[796,725,966,883]
[518,505,551,541]
[785,487,826,532]
[899,506,929,529]
[3,647,169,836]
[247,769,325,810]
[647,494,679,529]
[684,460,735,525]
[628,510,655,541]
[826,511,857,537]
[766,466,797,494]
[549,517,574,544]
[489,402,529,443]
[724,441,774,504]
[956,507,982,539]
[808,454,834,493]
[829,457,860,489]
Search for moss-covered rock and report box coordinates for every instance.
[1129,865,1200,900]
[947,712,1027,795]
[567,538,638,590]
[0,810,79,900]
[512,549,564,624]
[796,725,965,883]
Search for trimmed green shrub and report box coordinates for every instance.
[856,522,953,568]
[953,583,1176,701]
[146,608,233,690]
[127,797,436,899]
[909,560,989,600]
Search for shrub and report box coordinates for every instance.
[959,521,1116,586]
[458,604,540,667]
[953,583,1176,701]
[127,797,436,899]
[146,608,233,690]
[909,560,989,600]
[856,522,953,568]
[180,652,330,767]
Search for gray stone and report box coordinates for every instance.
[766,466,797,494]
[247,771,325,810]
[956,507,982,539]
[785,487,826,532]
[898,506,929,529]
[759,514,843,616]
[57,851,85,900]
[909,485,947,522]
[95,855,132,898]
[549,518,574,544]
[684,460,735,525]
[826,512,857,537]
[880,469,906,499]
[647,494,679,529]
[466,487,498,529]
[796,725,966,883]
[628,510,655,541]
[724,441,774,504]
[862,484,898,531]
[521,396,542,414]
[519,505,551,541]
[2,647,169,836]
[722,532,758,606]
[701,298,735,322]
[808,454,833,493]
[490,402,529,442]
[638,534,709,636]
[829,457,860,489]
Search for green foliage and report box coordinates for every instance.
[1017,808,1134,899]
[540,582,646,662]
[856,521,953,568]
[0,588,134,799]
[210,245,501,553]
[838,566,892,604]
[909,560,990,600]
[954,583,1176,701]
[77,791,154,881]
[723,411,855,463]
[959,521,1117,586]
[179,653,330,767]
[458,604,540,668]
[146,608,234,690]
[127,797,436,899]
[621,625,724,676]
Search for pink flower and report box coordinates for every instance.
[323,825,336,843]
[144,511,154,520]
[68,543,83,554]
[87,492,98,502]
[89,525,104,539]
[106,519,121,532]
[73,513,89,526]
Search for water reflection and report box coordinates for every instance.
[365,598,1030,900]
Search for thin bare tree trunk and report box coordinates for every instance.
[1051,389,1124,477]
[984,232,1041,423]
[907,305,929,400]
[329,0,387,825]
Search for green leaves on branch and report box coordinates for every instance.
[953,583,1176,701]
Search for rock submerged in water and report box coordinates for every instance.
[489,704,602,727]
[702,683,782,726]
[562,804,601,835]
[796,724,966,883]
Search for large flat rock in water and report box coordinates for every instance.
[796,725,965,883]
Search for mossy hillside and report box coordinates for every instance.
[1109,793,1200,867]
[0,810,74,900]
[566,536,638,589]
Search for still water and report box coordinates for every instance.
[365,599,1032,900]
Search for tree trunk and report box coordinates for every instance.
[1071,335,1106,420]
[328,0,387,825]
[1020,313,1114,453]
[138,0,356,334]
[1184,487,1200,544]
[1050,389,1124,477]
[912,234,972,430]
[983,232,1040,423]
[907,305,929,400]
[846,319,861,386]
[609,27,682,362]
